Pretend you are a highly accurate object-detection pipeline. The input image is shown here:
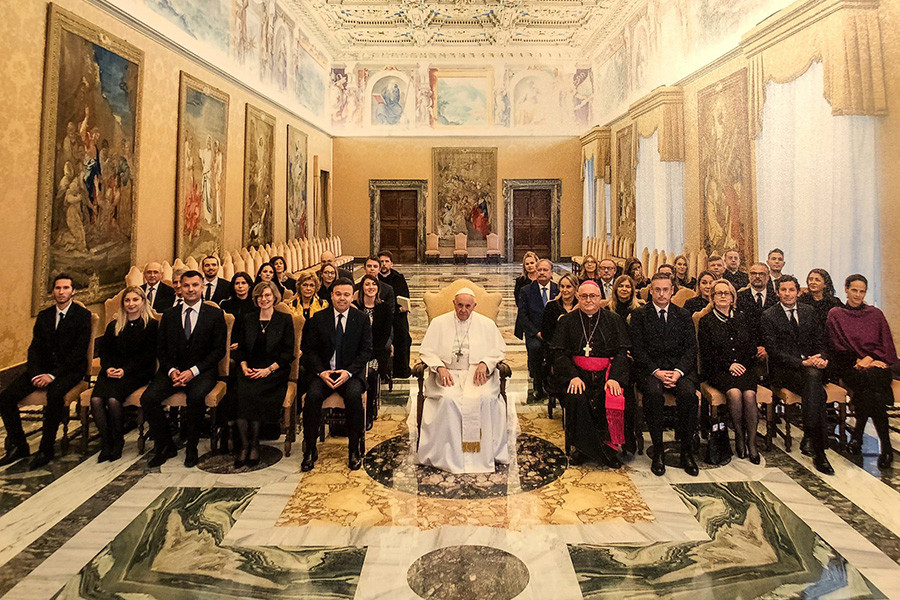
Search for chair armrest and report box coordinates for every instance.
[496,361,512,379]
[412,362,428,379]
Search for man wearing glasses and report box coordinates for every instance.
[737,262,777,359]
[597,258,618,300]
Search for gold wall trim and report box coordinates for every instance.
[628,87,685,162]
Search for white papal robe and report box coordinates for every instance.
[408,311,514,473]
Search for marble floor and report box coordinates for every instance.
[1,263,900,599]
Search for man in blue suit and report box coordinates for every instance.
[517,259,558,400]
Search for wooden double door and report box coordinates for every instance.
[512,188,552,261]
[378,189,418,263]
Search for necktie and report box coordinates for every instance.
[659,308,667,324]
[205,282,213,300]
[147,286,155,307]
[184,307,193,339]
[56,311,65,329]
[333,313,344,370]
[541,286,548,306]
[756,292,763,309]
[789,308,800,336]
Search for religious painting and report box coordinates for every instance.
[33,4,143,314]
[371,75,408,126]
[615,126,636,240]
[286,124,308,239]
[145,0,229,53]
[294,42,325,115]
[572,68,593,126]
[243,104,275,247]
[430,70,493,128]
[512,75,551,126]
[698,69,754,261]
[433,147,498,244]
[176,72,228,259]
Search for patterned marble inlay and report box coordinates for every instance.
[364,433,566,499]
[569,481,885,599]
[276,412,652,530]
[53,487,366,599]
[407,546,529,600]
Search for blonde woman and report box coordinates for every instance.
[91,286,158,462]
[290,272,329,320]
[580,255,602,285]
[607,275,644,321]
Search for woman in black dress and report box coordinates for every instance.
[541,273,579,344]
[217,271,254,451]
[220,272,255,322]
[606,275,643,322]
[91,286,158,462]
[683,271,715,315]
[674,255,697,290]
[580,255,602,285]
[513,251,540,304]
[698,279,759,462]
[255,262,285,297]
[354,274,393,428]
[233,281,295,467]
[624,258,650,291]
[799,268,843,329]
[271,255,297,293]
[317,264,338,302]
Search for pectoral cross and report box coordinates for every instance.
[583,343,592,357]
[455,347,464,358]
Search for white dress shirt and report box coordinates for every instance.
[169,301,202,377]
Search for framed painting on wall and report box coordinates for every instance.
[243,104,275,247]
[698,69,755,262]
[176,72,228,259]
[430,70,493,128]
[286,125,308,240]
[615,125,636,240]
[33,4,143,314]
[433,147,498,244]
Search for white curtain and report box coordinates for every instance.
[582,157,597,239]
[604,182,612,241]
[635,132,685,256]
[756,61,881,303]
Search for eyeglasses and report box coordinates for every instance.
[749,272,767,277]
[579,293,601,300]
[713,291,732,297]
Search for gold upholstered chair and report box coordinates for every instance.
[453,232,468,264]
[425,233,441,264]
[275,302,303,456]
[411,279,511,448]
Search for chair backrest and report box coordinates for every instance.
[204,300,234,377]
[275,302,304,380]
[672,287,697,307]
[454,232,467,251]
[426,232,439,251]
[486,232,500,252]
[423,278,502,323]
[125,266,143,287]
[104,289,125,325]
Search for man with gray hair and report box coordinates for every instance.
[517,259,557,400]
[141,262,175,312]
[412,287,509,474]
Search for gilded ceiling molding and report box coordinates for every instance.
[741,0,886,137]
[628,87,684,162]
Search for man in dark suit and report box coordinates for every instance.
[736,262,777,360]
[518,259,558,401]
[631,273,699,476]
[723,249,750,289]
[300,277,373,472]
[597,258,617,300]
[762,275,834,475]
[142,270,227,468]
[141,262,176,313]
[321,250,353,281]
[0,274,93,470]
[766,248,785,296]
[357,256,396,310]
[201,256,231,304]
[378,250,412,378]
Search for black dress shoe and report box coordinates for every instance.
[651,448,666,476]
[28,451,53,471]
[847,438,863,456]
[147,444,177,468]
[568,449,587,466]
[184,447,199,468]
[749,450,761,465]
[877,450,894,469]
[680,451,699,476]
[0,445,30,467]
[599,445,623,469]
[800,436,814,457]
[109,448,123,461]
[97,449,111,463]
[300,447,318,472]
[234,451,247,469]
[814,453,835,475]
[348,451,362,471]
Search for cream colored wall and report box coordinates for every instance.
[0,0,332,369]
[332,136,583,259]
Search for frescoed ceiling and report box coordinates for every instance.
[283,0,633,60]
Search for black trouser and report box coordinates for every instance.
[525,334,545,394]
[779,366,828,454]
[392,314,412,378]
[141,370,217,451]
[303,376,366,453]
[638,374,698,451]
[0,372,82,455]
[843,366,893,451]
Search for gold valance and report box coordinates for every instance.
[742,0,886,136]
[628,87,684,161]
[580,126,612,179]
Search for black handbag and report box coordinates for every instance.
[705,421,733,465]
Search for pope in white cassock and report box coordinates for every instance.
[410,288,511,474]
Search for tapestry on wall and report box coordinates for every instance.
[615,126,636,241]
[698,68,754,262]
[286,125,308,239]
[176,72,228,259]
[433,147,498,245]
[33,4,143,314]
[243,104,275,247]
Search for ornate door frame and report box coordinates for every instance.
[369,179,428,263]
[503,178,562,262]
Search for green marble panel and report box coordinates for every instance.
[569,481,885,599]
[53,487,366,599]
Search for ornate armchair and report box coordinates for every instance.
[412,279,511,447]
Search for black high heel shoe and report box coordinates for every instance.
[748,446,761,465]
[234,448,248,469]
[847,437,863,456]
[247,446,261,468]
[877,450,894,469]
